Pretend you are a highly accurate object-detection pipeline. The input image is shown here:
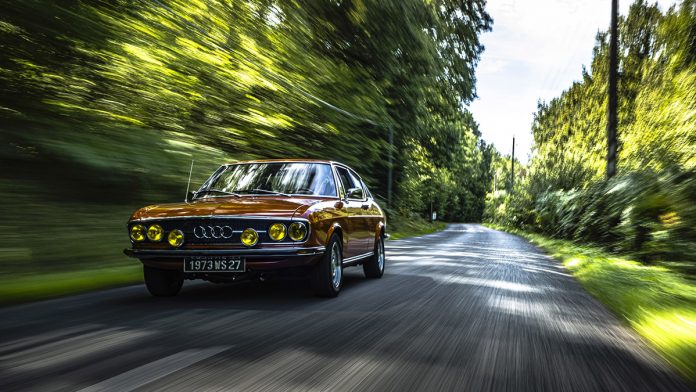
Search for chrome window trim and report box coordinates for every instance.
[330,163,345,199]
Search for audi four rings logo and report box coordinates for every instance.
[194,225,234,239]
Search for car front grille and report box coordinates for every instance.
[130,217,305,245]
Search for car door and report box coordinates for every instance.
[357,177,381,253]
[348,169,376,253]
[334,166,371,258]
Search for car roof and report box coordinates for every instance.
[225,158,337,165]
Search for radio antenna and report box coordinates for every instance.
[185,159,194,203]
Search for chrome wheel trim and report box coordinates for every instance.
[377,238,385,272]
[330,242,342,290]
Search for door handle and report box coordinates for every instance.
[361,204,369,210]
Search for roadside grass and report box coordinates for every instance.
[388,215,447,240]
[0,264,142,306]
[487,224,696,380]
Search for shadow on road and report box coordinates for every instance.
[105,269,373,310]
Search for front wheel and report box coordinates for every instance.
[311,234,343,297]
[144,266,183,297]
[363,235,385,279]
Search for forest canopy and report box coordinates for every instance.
[0,0,492,272]
[1,0,492,220]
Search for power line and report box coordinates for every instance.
[538,13,587,98]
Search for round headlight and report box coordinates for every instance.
[268,223,286,241]
[167,229,184,247]
[288,222,307,241]
[130,224,146,242]
[147,224,163,242]
[241,228,259,246]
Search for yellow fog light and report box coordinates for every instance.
[167,229,184,247]
[288,222,307,241]
[130,224,146,242]
[147,224,163,242]
[268,223,286,241]
[241,228,259,247]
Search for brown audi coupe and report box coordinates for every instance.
[124,159,386,297]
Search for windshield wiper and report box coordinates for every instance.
[194,189,240,198]
[233,188,290,197]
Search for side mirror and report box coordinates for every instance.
[346,187,364,200]
[185,191,195,203]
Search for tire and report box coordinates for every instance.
[311,234,343,297]
[363,234,385,279]
[144,265,183,297]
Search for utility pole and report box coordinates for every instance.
[606,0,619,178]
[387,126,394,208]
[510,136,515,192]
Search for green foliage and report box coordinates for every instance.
[486,0,696,264]
[0,1,493,278]
[387,214,447,240]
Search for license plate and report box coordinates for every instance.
[184,256,245,272]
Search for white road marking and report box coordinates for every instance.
[77,346,229,392]
[2,328,154,372]
[0,324,98,354]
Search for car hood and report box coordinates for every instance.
[131,197,324,221]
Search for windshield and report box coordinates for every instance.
[197,162,337,198]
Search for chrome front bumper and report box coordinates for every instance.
[123,246,326,259]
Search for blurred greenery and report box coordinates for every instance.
[484,0,696,265]
[511,229,696,380]
[0,1,493,287]
[387,214,447,240]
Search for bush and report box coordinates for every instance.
[486,170,696,263]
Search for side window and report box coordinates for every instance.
[336,167,365,200]
[335,167,351,197]
[359,178,372,199]
[350,170,369,199]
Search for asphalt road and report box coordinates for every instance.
[0,224,691,392]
